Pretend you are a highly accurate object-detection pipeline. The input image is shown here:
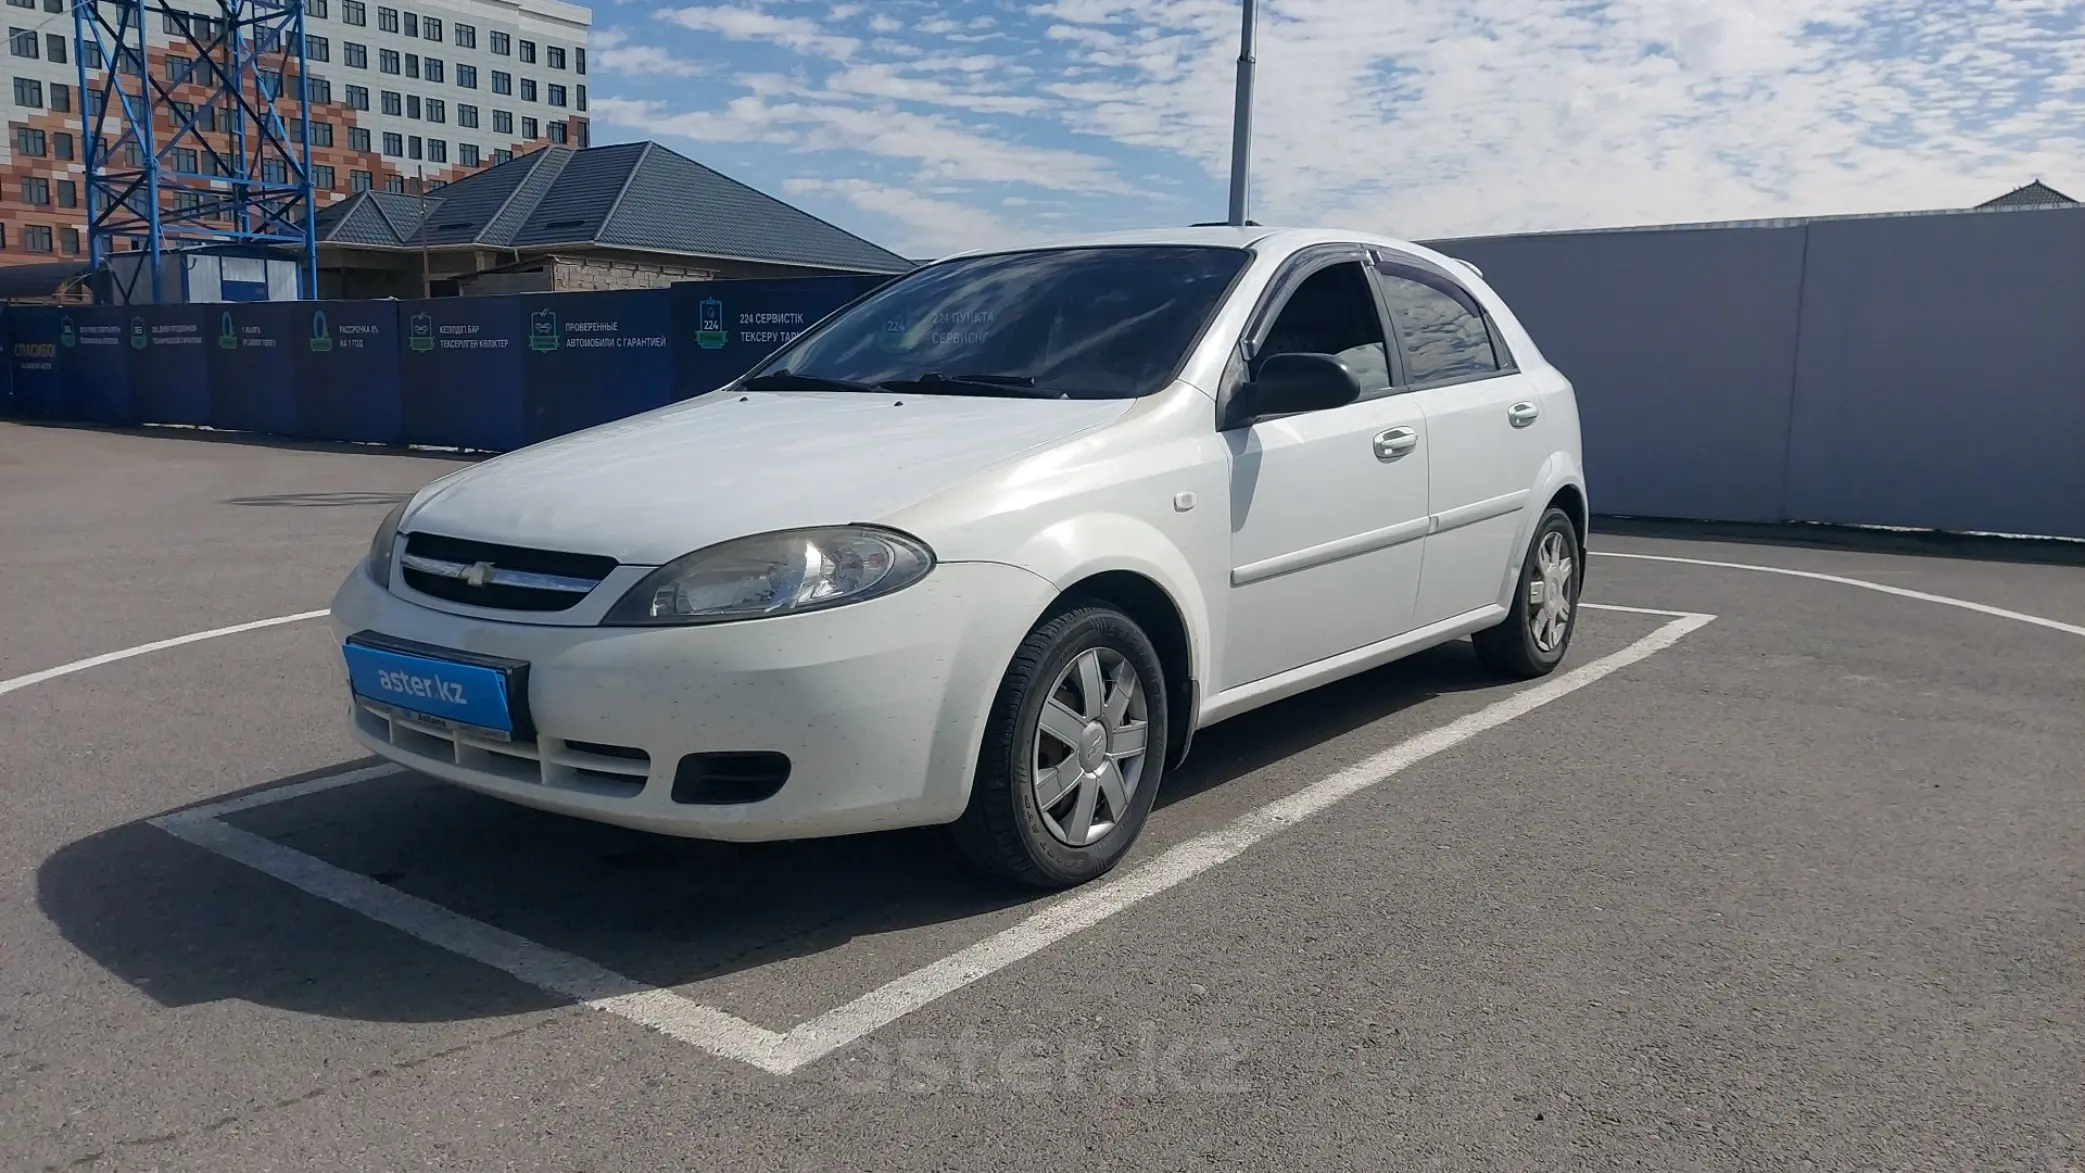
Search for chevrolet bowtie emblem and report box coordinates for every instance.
[463,560,496,587]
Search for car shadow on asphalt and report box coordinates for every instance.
[35,641,1503,1026]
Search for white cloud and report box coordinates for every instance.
[654,4,860,61]
[785,178,1030,254]
[596,43,708,78]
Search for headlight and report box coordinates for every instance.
[604,526,934,626]
[365,500,409,587]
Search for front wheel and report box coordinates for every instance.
[1472,507,1582,679]
[952,604,1169,889]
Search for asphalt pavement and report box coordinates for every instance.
[2,420,2080,1172]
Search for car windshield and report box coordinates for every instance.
[747,245,1251,399]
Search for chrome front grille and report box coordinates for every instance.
[399,532,618,612]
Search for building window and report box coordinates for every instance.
[406,93,420,118]
[57,178,75,206]
[10,27,39,59]
[547,119,565,144]
[47,81,66,112]
[377,6,397,33]
[342,0,363,26]
[425,97,444,122]
[171,146,198,173]
[547,45,565,70]
[575,47,585,75]
[575,84,585,112]
[425,57,443,83]
[457,63,476,88]
[60,227,78,255]
[546,83,565,107]
[520,115,536,139]
[350,168,372,191]
[172,189,202,213]
[311,120,334,147]
[407,134,421,159]
[383,173,404,193]
[400,10,415,37]
[459,142,478,165]
[304,34,329,61]
[166,56,194,82]
[519,78,536,102]
[21,175,48,204]
[427,138,445,162]
[344,41,366,67]
[518,39,535,64]
[309,0,327,18]
[380,89,401,115]
[313,163,335,189]
[348,126,370,151]
[454,22,474,48]
[489,30,509,55]
[13,124,42,154]
[256,28,280,52]
[262,157,287,182]
[381,131,401,155]
[23,223,50,252]
[491,108,511,133]
[43,31,62,63]
[490,70,510,95]
[52,131,69,159]
[82,42,101,68]
[6,0,32,8]
[379,48,398,73]
[493,148,511,164]
[405,52,418,79]
[345,83,369,109]
[458,103,478,127]
[423,15,440,41]
[308,77,332,104]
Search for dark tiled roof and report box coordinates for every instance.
[313,142,912,274]
[1976,180,2077,209]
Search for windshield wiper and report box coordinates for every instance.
[741,371,884,394]
[877,373,1070,398]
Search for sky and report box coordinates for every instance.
[588,1,2085,258]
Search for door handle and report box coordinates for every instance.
[1373,427,1419,461]
[1508,401,1541,428]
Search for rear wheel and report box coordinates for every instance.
[952,604,1168,889]
[1472,507,1581,679]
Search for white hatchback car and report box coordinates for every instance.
[330,226,1587,889]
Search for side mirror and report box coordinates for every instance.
[1224,352,1363,429]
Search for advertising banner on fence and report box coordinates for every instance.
[296,301,401,445]
[57,307,135,426]
[398,296,527,450]
[669,275,890,400]
[128,305,212,426]
[519,288,675,444]
[8,307,61,420]
[206,302,301,436]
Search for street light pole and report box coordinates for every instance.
[1226,0,1258,226]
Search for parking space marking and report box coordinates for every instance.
[149,610,1714,1076]
[0,610,329,699]
[1596,550,2085,638]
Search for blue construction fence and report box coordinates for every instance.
[0,274,890,450]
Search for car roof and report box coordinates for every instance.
[931,225,1470,272]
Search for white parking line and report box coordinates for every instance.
[1595,550,2085,638]
[151,609,1714,1076]
[0,610,329,699]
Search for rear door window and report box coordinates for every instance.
[1373,262,1503,386]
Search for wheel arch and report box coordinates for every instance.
[1052,569,1199,769]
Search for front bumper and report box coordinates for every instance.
[328,561,1057,841]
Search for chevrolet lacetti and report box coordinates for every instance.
[329,226,1588,889]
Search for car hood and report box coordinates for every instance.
[402,390,1135,565]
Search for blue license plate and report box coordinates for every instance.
[343,634,529,739]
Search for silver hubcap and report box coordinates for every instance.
[1526,529,1576,653]
[1033,647,1150,848]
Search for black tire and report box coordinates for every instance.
[952,604,1170,889]
[1472,507,1583,679]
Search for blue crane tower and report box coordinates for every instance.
[72,0,317,302]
